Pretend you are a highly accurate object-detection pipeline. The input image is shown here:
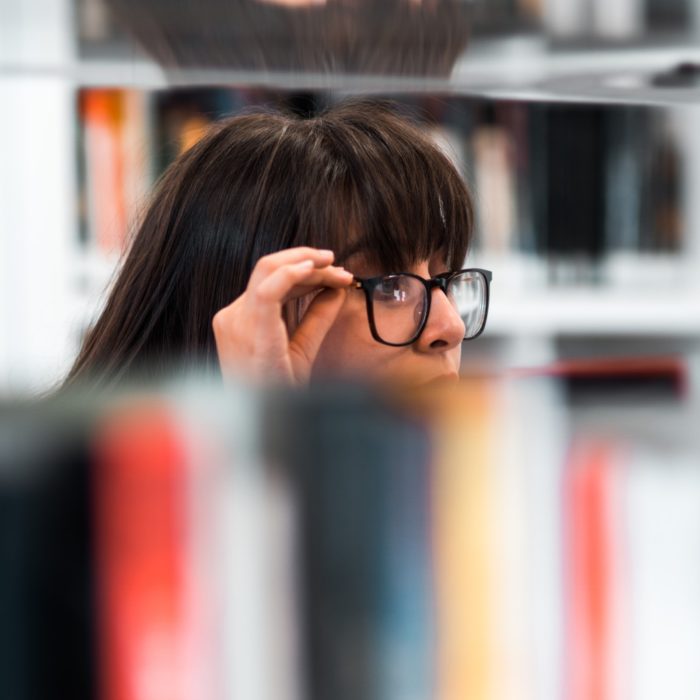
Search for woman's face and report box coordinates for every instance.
[310,253,464,386]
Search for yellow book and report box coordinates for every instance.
[431,378,498,700]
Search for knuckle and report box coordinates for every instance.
[213,297,244,333]
[279,266,304,287]
[254,256,274,275]
[212,306,226,322]
[283,265,302,280]
[212,310,226,335]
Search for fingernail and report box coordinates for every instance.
[298,259,314,269]
[318,249,335,257]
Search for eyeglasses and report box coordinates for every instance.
[353,268,492,347]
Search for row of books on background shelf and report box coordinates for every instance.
[76,0,696,52]
[540,0,695,41]
[1,370,698,699]
[77,87,688,283]
[468,0,695,41]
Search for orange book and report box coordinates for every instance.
[121,90,151,238]
[81,89,127,254]
[431,378,497,700]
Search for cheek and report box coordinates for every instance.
[312,295,396,376]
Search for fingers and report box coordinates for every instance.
[279,265,355,302]
[249,247,336,286]
[255,259,353,304]
[289,287,348,373]
[212,246,354,386]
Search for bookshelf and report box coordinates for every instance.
[4,0,700,394]
[10,40,700,98]
[0,0,77,394]
[2,375,699,699]
[3,5,700,694]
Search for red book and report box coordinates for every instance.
[93,401,190,700]
[565,440,624,700]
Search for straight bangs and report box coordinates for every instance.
[291,100,475,274]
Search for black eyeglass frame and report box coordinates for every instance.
[353,268,493,347]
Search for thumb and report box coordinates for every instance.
[289,287,347,374]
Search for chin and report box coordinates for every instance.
[417,373,460,388]
[382,369,460,389]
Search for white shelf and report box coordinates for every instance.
[474,253,700,337]
[3,39,700,104]
[485,288,700,337]
[472,251,698,289]
[0,0,77,394]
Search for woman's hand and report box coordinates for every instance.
[212,247,354,385]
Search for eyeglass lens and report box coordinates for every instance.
[446,270,488,340]
[371,275,428,345]
[370,271,488,345]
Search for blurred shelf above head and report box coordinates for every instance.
[69,0,700,105]
[3,0,700,103]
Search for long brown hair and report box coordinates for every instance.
[65,98,474,388]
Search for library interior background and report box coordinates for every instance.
[3,1,700,699]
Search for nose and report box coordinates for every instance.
[414,287,465,352]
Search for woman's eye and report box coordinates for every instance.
[376,279,405,302]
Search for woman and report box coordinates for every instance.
[65,98,490,389]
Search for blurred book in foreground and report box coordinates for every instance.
[0,363,698,699]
